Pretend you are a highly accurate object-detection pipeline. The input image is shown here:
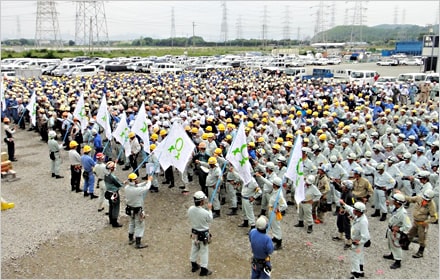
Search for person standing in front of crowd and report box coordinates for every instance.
[383,193,412,269]
[371,163,396,221]
[249,216,274,279]
[238,177,262,230]
[47,130,63,179]
[94,152,108,213]
[313,165,330,224]
[3,117,17,161]
[339,200,370,279]
[196,156,222,218]
[268,177,287,250]
[104,161,124,228]
[397,189,438,259]
[125,173,152,249]
[188,191,213,276]
[68,140,82,192]
[332,180,355,250]
[81,145,98,199]
[294,175,322,234]
[352,167,373,203]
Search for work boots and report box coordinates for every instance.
[227,207,238,216]
[273,238,282,250]
[383,253,394,260]
[379,213,387,221]
[135,237,148,249]
[111,219,123,228]
[259,209,267,217]
[344,239,352,250]
[191,262,200,273]
[390,260,401,269]
[294,221,304,227]
[332,232,344,241]
[359,265,365,277]
[128,233,135,245]
[213,210,220,219]
[199,267,212,276]
[238,220,249,227]
[413,246,425,258]
[307,225,313,234]
[371,209,380,217]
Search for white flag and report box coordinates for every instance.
[285,135,305,205]
[112,112,131,157]
[72,93,88,133]
[25,91,37,126]
[226,122,252,185]
[131,102,150,153]
[96,95,112,140]
[152,121,195,174]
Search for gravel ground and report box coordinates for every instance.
[1,127,439,279]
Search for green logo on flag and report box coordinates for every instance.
[168,137,183,159]
[232,144,249,166]
[295,158,304,187]
[140,122,148,133]
[79,107,86,118]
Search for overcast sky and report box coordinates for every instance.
[1,1,439,42]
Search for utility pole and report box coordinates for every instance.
[282,6,290,42]
[171,7,176,47]
[262,5,268,48]
[220,1,228,45]
[192,21,196,48]
[35,0,62,47]
[236,15,243,46]
[16,16,21,39]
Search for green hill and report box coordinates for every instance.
[313,24,439,44]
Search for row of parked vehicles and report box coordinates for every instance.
[376,56,424,66]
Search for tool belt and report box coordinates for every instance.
[252,257,271,272]
[125,205,142,217]
[191,228,212,244]
[301,200,313,204]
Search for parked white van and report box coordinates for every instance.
[150,63,183,74]
[349,70,378,85]
[425,72,439,83]
[396,73,427,86]
[333,69,353,81]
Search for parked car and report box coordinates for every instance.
[373,76,397,88]
[425,73,439,83]
[396,73,427,86]
[400,58,423,66]
[376,59,398,66]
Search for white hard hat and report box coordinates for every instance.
[265,162,276,170]
[403,152,412,159]
[417,170,430,179]
[194,191,207,201]
[272,177,282,187]
[342,180,353,189]
[256,215,268,230]
[392,193,406,204]
[353,202,366,213]
[376,163,385,170]
[329,155,338,163]
[306,175,315,184]
[423,189,435,200]
[48,130,57,138]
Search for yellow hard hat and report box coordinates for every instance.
[128,173,138,180]
[319,134,327,141]
[69,140,78,148]
[247,121,254,128]
[208,157,217,165]
[286,133,294,139]
[285,141,293,148]
[202,133,209,140]
[226,135,232,140]
[206,126,212,132]
[151,133,158,140]
[296,111,302,116]
[150,144,156,150]
[305,126,312,133]
[191,127,198,133]
[160,129,167,136]
[306,109,312,115]
[128,131,136,138]
[218,123,225,131]
[83,145,92,153]
[185,125,191,131]
[272,144,281,150]
[208,132,214,138]
[248,142,255,148]
[275,137,283,144]
[257,137,265,143]
[214,148,222,155]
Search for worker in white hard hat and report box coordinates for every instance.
[382,193,411,270]
[371,163,396,222]
[294,175,322,234]
[48,130,63,179]
[267,177,287,250]
[395,189,438,259]
[339,200,370,279]
[188,191,213,277]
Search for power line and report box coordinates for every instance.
[220,1,228,44]
[171,7,176,46]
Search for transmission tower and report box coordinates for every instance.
[349,1,368,43]
[236,15,243,40]
[75,0,109,49]
[311,1,329,43]
[262,5,268,47]
[329,1,336,29]
[16,16,21,39]
[220,1,228,44]
[393,6,398,25]
[171,7,176,47]
[34,0,62,47]
[282,6,290,41]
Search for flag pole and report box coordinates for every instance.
[267,135,300,231]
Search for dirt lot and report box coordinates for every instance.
[1,127,439,279]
